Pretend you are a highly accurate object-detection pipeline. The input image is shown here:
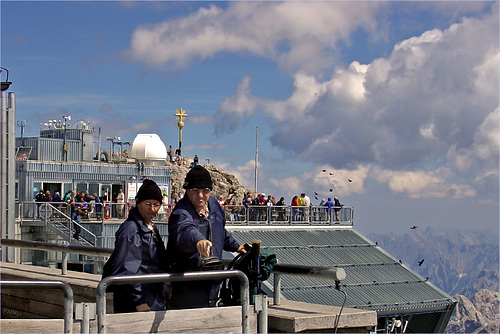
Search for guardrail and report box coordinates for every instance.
[1,239,347,305]
[97,271,250,333]
[17,201,354,226]
[0,280,74,333]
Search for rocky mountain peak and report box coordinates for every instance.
[166,158,252,204]
[447,289,499,333]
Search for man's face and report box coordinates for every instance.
[186,188,210,211]
[137,199,161,222]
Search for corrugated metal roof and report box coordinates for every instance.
[228,227,455,317]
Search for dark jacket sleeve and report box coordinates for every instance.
[110,220,146,305]
[168,208,206,254]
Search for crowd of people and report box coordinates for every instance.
[35,188,105,239]
[218,192,343,222]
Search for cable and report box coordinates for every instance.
[333,283,347,334]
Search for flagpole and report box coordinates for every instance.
[254,126,258,194]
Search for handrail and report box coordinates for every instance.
[1,239,346,283]
[18,201,354,226]
[0,280,74,333]
[1,238,111,257]
[1,239,347,307]
[41,203,97,245]
[97,271,250,333]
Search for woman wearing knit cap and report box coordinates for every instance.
[167,165,246,309]
[102,179,167,313]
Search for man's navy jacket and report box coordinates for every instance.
[167,195,240,308]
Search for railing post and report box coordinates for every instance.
[273,273,281,305]
[82,303,90,334]
[254,294,268,334]
[62,242,68,275]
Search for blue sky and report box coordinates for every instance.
[2,1,498,236]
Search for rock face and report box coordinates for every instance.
[446,289,499,334]
[368,228,499,333]
[368,227,499,299]
[167,158,252,204]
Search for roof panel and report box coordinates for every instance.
[229,228,455,317]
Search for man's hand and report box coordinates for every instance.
[136,303,151,312]
[196,239,212,257]
[237,244,247,254]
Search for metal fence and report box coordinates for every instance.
[0,280,74,333]
[17,201,354,226]
[97,271,250,333]
[1,238,346,317]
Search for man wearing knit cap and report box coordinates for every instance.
[167,165,246,309]
[102,179,167,313]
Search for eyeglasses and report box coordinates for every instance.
[141,201,161,208]
[190,188,211,194]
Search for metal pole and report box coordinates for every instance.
[7,92,16,262]
[82,303,90,334]
[62,251,68,275]
[1,91,7,260]
[273,273,281,305]
[256,295,268,334]
[254,126,258,194]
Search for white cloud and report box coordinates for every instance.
[125,2,498,203]
[216,159,257,190]
[266,164,370,199]
[216,6,499,201]
[372,167,476,199]
[125,2,384,74]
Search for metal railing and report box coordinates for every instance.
[1,238,110,275]
[1,239,347,332]
[97,271,250,333]
[18,201,354,226]
[1,239,347,303]
[0,280,74,333]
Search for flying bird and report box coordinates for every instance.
[418,259,425,266]
[410,225,418,229]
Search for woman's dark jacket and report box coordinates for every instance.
[103,207,167,313]
[167,195,240,309]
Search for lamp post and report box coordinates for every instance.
[63,116,71,161]
[175,108,187,154]
[17,120,26,146]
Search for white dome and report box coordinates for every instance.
[129,134,167,161]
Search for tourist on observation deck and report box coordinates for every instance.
[167,165,246,309]
[116,188,125,218]
[334,197,342,222]
[167,145,174,162]
[102,179,167,313]
[291,195,299,221]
